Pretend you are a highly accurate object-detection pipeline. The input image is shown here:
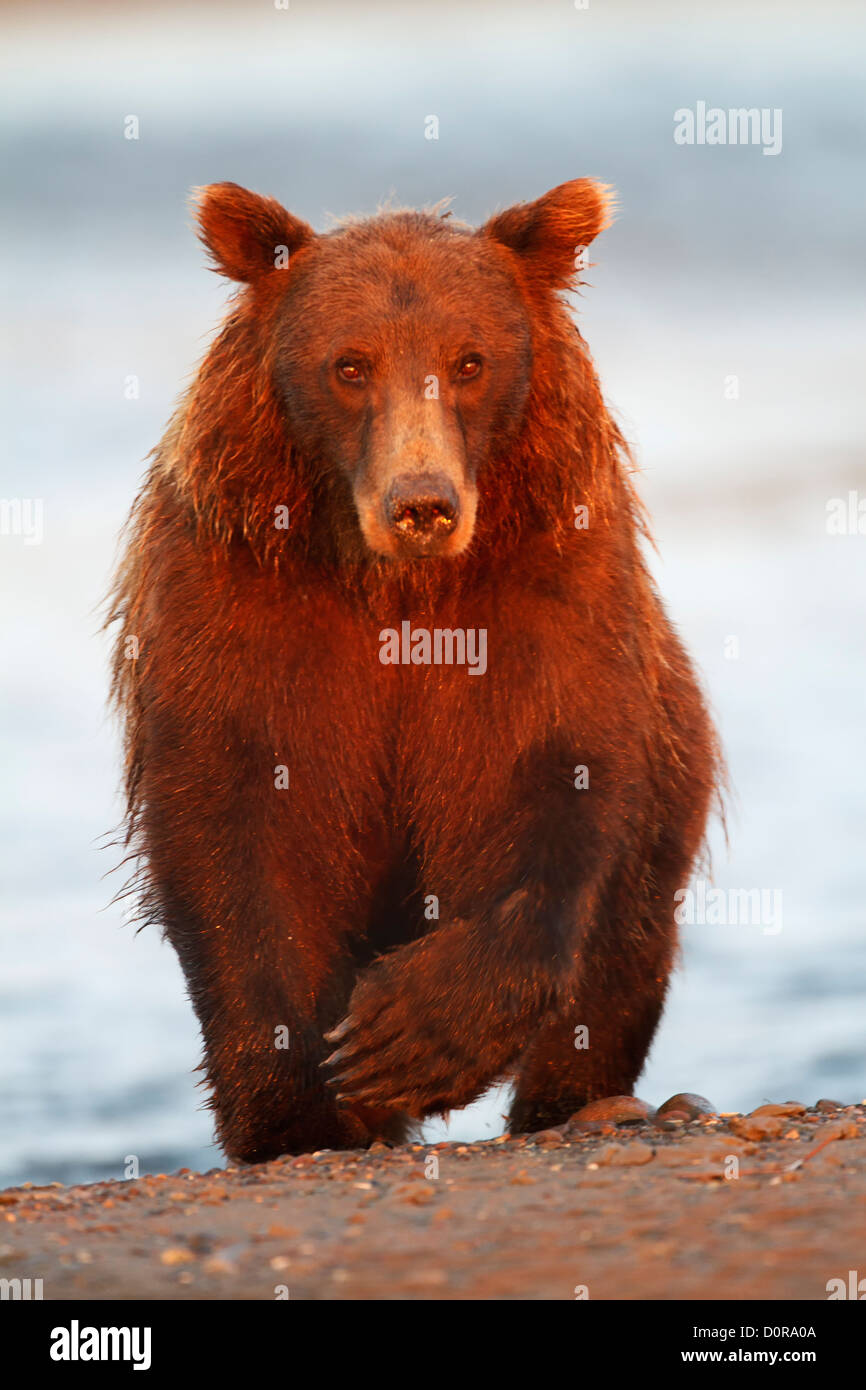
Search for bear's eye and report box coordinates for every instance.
[336,360,365,383]
[457,355,483,380]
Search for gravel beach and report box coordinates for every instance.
[3,1099,864,1301]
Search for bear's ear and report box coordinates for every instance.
[192,182,315,283]
[480,179,613,287]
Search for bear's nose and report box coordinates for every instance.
[385,473,460,552]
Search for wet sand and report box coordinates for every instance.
[3,1102,864,1301]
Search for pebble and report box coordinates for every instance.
[657,1093,717,1121]
[749,1102,806,1118]
[654,1112,690,1130]
[594,1141,655,1167]
[568,1096,654,1128]
[186,1233,218,1254]
[728,1115,787,1141]
[815,1099,845,1112]
[159,1247,194,1266]
[532,1128,566,1147]
[401,1186,435,1206]
[815,1120,858,1143]
[510,1170,536,1185]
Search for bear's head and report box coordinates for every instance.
[190,179,612,563]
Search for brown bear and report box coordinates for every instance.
[109,179,720,1162]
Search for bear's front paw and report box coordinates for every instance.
[321,956,476,1118]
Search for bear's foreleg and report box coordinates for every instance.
[509,815,708,1132]
[321,884,596,1119]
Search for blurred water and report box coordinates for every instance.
[1,1,865,1185]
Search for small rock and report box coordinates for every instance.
[749,1102,806,1118]
[431,1206,455,1223]
[815,1099,845,1113]
[532,1128,566,1147]
[657,1093,717,1121]
[568,1096,654,1128]
[594,1140,655,1167]
[197,1185,229,1203]
[160,1247,194,1266]
[402,1186,435,1206]
[728,1115,787,1141]
[654,1110,690,1131]
[187,1233,218,1254]
[815,1120,858,1143]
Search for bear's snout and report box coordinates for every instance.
[384,473,461,556]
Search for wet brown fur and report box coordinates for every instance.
[108,180,721,1160]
